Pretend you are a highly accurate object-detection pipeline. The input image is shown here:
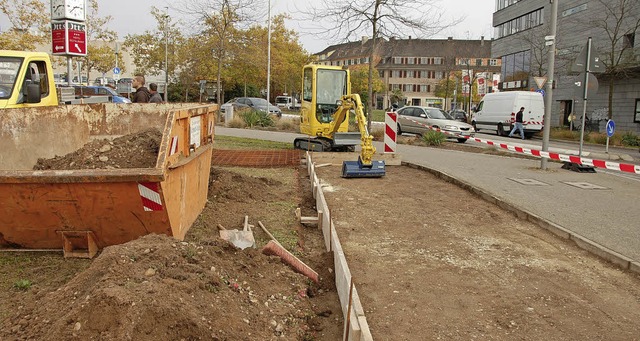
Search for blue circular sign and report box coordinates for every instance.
[606,119,615,137]
[535,89,545,96]
[113,67,121,75]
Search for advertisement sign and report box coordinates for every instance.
[476,72,487,95]
[492,74,500,92]
[51,20,87,56]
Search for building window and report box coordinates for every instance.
[490,59,498,66]
[434,57,443,65]
[476,59,483,66]
[496,8,544,38]
[458,58,470,66]
[635,99,640,123]
[624,33,635,48]
[393,57,402,64]
[407,57,415,65]
[501,50,531,82]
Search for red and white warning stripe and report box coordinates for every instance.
[405,117,640,175]
[384,112,397,153]
[138,182,163,211]
[169,136,178,156]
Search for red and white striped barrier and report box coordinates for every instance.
[138,182,163,211]
[405,117,640,175]
[384,112,397,153]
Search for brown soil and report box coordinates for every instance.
[315,165,640,340]
[33,128,162,170]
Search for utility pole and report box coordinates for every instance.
[164,6,169,102]
[541,0,558,170]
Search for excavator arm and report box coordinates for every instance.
[331,94,376,167]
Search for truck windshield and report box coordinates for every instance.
[276,96,289,104]
[316,69,347,105]
[0,57,22,99]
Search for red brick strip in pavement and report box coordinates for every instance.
[212,149,303,167]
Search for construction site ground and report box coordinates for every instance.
[1,130,639,340]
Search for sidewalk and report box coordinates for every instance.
[215,127,640,270]
[396,142,640,271]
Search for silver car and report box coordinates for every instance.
[396,106,475,143]
[220,97,282,117]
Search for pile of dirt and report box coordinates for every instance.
[3,233,331,340]
[33,128,162,170]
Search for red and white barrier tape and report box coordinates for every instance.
[404,117,640,175]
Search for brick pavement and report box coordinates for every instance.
[211,149,302,167]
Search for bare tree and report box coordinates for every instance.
[587,0,640,119]
[178,0,263,105]
[305,0,460,128]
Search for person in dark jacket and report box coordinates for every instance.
[149,83,163,103]
[131,75,151,103]
[508,106,525,139]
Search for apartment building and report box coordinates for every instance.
[315,37,501,110]
[492,0,640,132]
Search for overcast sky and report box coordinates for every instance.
[98,0,494,53]
[1,0,495,53]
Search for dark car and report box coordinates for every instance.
[448,109,468,123]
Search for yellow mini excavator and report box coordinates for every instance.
[294,64,385,178]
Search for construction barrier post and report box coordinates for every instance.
[384,112,397,154]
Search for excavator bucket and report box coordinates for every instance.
[342,157,386,178]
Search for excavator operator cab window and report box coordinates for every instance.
[0,57,21,99]
[315,69,347,124]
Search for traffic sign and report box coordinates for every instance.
[606,119,615,137]
[533,76,547,89]
[51,20,87,56]
[113,67,121,75]
[536,89,545,96]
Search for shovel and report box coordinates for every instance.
[218,216,256,250]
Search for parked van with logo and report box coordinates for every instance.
[472,91,544,138]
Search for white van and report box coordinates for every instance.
[472,91,544,138]
[275,95,301,110]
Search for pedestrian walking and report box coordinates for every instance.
[509,106,525,139]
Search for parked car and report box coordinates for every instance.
[448,109,468,123]
[73,85,131,103]
[220,97,282,117]
[396,106,475,143]
[94,77,117,88]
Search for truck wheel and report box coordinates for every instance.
[472,122,478,132]
[524,132,534,139]
[457,138,467,143]
[497,124,505,136]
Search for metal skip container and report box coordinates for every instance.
[0,103,216,257]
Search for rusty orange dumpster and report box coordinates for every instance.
[0,103,216,257]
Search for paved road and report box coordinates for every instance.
[215,126,640,267]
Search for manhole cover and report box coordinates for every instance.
[508,178,549,186]
[562,182,608,190]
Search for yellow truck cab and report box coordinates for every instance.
[0,50,58,109]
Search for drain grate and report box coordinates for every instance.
[562,182,608,190]
[508,178,549,186]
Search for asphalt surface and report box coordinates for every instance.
[215,126,640,271]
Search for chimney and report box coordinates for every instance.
[362,36,369,44]
[448,37,453,41]
[481,36,485,46]
[409,36,412,40]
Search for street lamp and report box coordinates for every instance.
[164,7,169,102]
[266,0,271,105]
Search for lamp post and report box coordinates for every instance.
[164,6,169,102]
[266,0,271,106]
